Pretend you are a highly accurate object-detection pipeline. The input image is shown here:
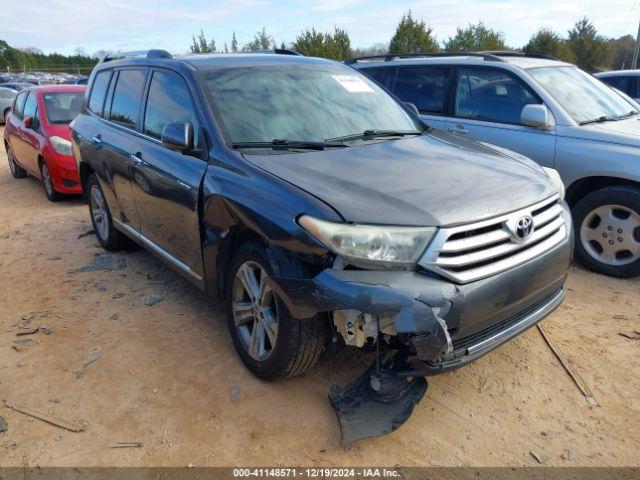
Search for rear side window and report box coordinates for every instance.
[143,70,200,147]
[455,67,540,124]
[391,66,452,114]
[601,76,636,97]
[360,67,388,85]
[13,92,27,119]
[109,69,147,128]
[88,70,111,116]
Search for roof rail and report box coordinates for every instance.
[344,51,504,65]
[100,49,173,63]
[252,48,302,56]
[479,50,559,61]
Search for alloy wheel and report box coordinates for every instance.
[90,184,109,242]
[231,260,279,361]
[7,148,17,175]
[580,204,640,266]
[42,163,54,197]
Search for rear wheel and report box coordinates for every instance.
[225,241,326,380]
[573,186,640,278]
[87,173,123,251]
[40,161,62,202]
[2,108,10,124]
[6,143,27,179]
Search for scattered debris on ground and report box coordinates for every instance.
[65,347,101,379]
[537,324,598,406]
[134,293,164,307]
[231,384,240,401]
[77,230,96,239]
[16,327,39,336]
[109,442,143,448]
[529,450,549,464]
[3,401,86,432]
[0,416,7,433]
[39,325,54,335]
[618,331,640,340]
[67,253,126,273]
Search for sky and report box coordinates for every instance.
[1,0,638,56]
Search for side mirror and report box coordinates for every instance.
[23,116,33,129]
[161,122,194,152]
[521,104,552,130]
[404,102,419,116]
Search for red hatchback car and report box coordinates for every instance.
[3,85,85,201]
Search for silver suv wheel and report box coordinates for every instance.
[231,260,279,361]
[90,184,109,242]
[580,204,640,266]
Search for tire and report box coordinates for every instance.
[224,241,326,381]
[40,160,62,202]
[572,185,640,278]
[2,108,9,124]
[86,173,123,251]
[6,143,27,179]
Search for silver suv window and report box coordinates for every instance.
[455,67,540,125]
[528,66,636,124]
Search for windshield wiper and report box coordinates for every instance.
[326,129,423,142]
[579,115,617,126]
[617,110,640,120]
[232,139,348,151]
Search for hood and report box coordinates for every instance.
[563,116,640,148]
[244,130,557,227]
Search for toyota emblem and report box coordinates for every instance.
[515,215,534,241]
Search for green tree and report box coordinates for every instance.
[567,17,612,71]
[190,30,216,54]
[292,28,353,60]
[523,28,575,63]
[0,38,96,72]
[243,28,274,51]
[608,35,635,69]
[231,32,238,52]
[389,11,438,53]
[444,21,508,51]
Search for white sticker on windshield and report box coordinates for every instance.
[331,75,374,93]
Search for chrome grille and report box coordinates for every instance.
[419,195,568,283]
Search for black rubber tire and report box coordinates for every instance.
[40,161,62,202]
[6,143,27,179]
[572,185,640,278]
[86,173,124,251]
[2,108,9,124]
[224,241,326,381]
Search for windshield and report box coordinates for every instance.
[43,92,84,124]
[198,61,419,148]
[528,66,637,124]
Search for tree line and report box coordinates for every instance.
[0,12,632,74]
[190,12,633,72]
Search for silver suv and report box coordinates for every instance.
[349,52,640,278]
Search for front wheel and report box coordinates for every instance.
[573,186,640,278]
[225,241,326,380]
[87,173,123,251]
[41,161,62,202]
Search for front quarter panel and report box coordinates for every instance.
[200,151,342,299]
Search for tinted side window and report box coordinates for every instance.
[601,76,634,97]
[391,66,452,114]
[22,92,38,120]
[143,70,200,146]
[109,69,146,128]
[360,67,387,84]
[455,68,540,124]
[88,70,111,116]
[13,92,27,119]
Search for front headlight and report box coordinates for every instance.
[542,167,565,200]
[49,136,73,156]
[298,215,436,269]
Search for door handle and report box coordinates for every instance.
[91,135,102,145]
[129,153,143,167]
[448,125,469,135]
[177,179,192,191]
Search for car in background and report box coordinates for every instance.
[0,87,17,124]
[0,82,35,91]
[3,85,85,201]
[350,52,640,278]
[595,70,640,102]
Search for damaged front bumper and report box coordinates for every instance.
[268,217,572,374]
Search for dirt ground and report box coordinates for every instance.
[0,125,639,468]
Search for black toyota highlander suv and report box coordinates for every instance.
[71,49,572,443]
